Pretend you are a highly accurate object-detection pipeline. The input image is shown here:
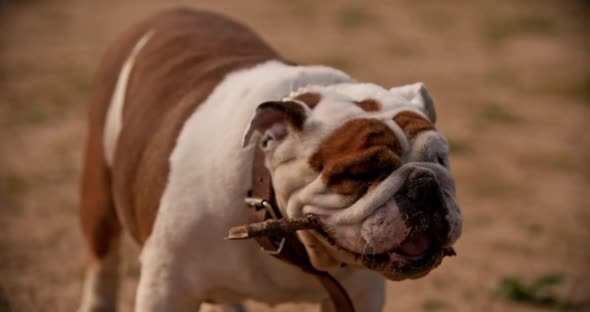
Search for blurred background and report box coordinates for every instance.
[1,0,589,311]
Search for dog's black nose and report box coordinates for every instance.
[404,169,440,208]
[394,167,445,233]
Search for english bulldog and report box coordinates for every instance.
[79,8,462,312]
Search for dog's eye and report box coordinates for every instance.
[260,135,272,149]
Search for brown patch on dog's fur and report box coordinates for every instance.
[293,92,321,108]
[356,99,381,112]
[309,118,402,197]
[83,9,282,251]
[393,111,435,138]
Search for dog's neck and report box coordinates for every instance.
[244,145,355,312]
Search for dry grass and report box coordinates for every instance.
[1,0,589,311]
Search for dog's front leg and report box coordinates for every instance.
[320,271,385,312]
[135,239,201,312]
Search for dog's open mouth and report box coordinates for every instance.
[387,231,435,264]
[314,226,455,279]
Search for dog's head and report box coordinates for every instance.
[242,82,462,280]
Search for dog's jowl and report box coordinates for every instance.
[79,8,462,312]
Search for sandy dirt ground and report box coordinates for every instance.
[1,0,589,311]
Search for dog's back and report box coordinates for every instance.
[80,9,280,311]
[82,9,279,248]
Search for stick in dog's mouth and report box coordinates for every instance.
[225,215,323,240]
[226,216,456,270]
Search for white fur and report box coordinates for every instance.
[103,30,155,166]
[293,163,414,255]
[135,61,389,311]
[388,82,427,109]
[389,82,436,122]
[284,82,435,157]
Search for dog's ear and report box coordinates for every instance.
[389,82,436,123]
[242,101,308,148]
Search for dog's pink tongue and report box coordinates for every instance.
[399,232,431,256]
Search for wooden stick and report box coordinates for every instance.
[225,215,322,240]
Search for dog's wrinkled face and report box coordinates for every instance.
[243,82,462,280]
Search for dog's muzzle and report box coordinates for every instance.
[315,162,462,280]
